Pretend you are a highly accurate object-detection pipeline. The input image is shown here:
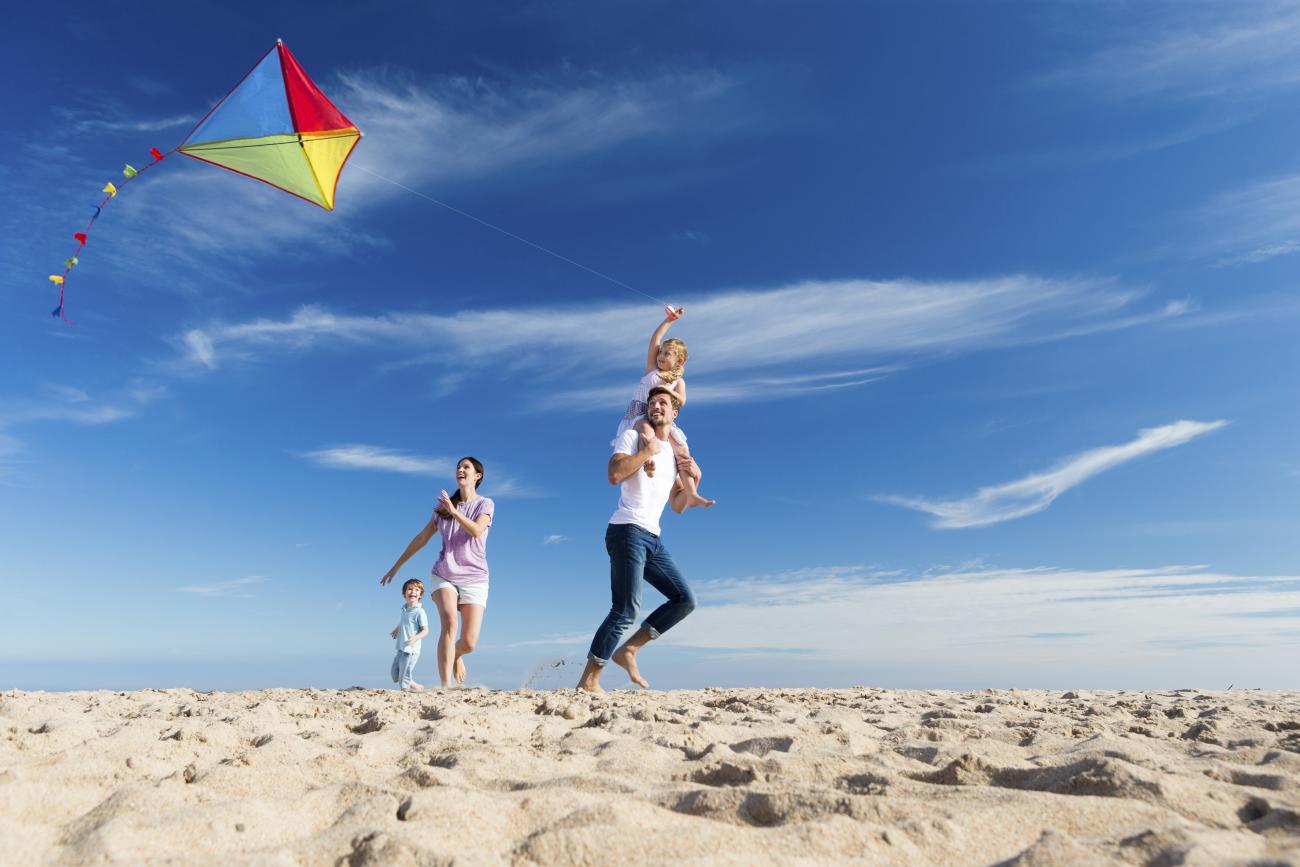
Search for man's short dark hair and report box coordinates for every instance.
[647,385,681,410]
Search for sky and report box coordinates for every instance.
[2,1,1298,692]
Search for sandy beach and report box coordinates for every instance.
[2,686,1297,865]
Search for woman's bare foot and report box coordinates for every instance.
[454,656,467,685]
[612,645,649,688]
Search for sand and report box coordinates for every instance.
[2,686,1298,865]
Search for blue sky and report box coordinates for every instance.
[2,1,1298,691]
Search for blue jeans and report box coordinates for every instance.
[588,523,696,665]
[391,650,420,688]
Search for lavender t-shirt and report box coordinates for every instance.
[431,496,494,586]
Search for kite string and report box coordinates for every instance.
[50,147,174,322]
[353,164,667,307]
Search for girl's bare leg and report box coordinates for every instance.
[432,587,459,688]
[634,418,657,475]
[672,439,715,508]
[453,603,484,685]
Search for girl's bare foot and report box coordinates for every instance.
[612,646,649,688]
[684,493,716,509]
[454,656,467,684]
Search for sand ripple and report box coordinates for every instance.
[2,687,1298,865]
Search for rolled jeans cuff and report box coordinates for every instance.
[642,622,662,640]
[587,652,609,667]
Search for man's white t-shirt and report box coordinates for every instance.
[608,428,676,536]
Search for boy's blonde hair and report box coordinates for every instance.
[657,338,688,385]
[401,578,424,596]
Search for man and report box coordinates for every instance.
[577,386,702,693]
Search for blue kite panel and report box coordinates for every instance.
[185,48,294,145]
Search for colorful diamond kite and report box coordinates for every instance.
[48,40,361,321]
[177,40,360,211]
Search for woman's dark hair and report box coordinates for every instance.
[437,456,484,517]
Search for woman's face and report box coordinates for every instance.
[455,459,482,489]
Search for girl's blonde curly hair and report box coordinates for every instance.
[656,338,688,385]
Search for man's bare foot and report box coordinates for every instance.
[454,656,467,685]
[612,645,650,688]
[576,659,605,693]
[684,493,715,509]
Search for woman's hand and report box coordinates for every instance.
[380,569,397,586]
[438,489,457,516]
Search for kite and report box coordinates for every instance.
[48,40,361,321]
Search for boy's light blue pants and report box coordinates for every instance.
[391,650,420,689]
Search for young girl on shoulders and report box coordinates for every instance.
[613,308,714,509]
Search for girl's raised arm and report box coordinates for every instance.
[644,312,680,374]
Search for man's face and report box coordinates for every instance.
[646,393,678,427]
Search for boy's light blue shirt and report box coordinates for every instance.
[397,603,428,653]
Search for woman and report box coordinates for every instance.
[380,457,494,688]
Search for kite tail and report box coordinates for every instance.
[49,146,172,323]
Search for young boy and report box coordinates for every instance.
[390,579,430,691]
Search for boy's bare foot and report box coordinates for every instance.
[454,656,467,685]
[684,493,716,509]
[405,682,425,692]
[612,645,649,688]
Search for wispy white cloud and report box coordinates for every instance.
[175,575,266,598]
[56,109,196,135]
[556,367,901,409]
[1042,5,1300,101]
[0,382,162,479]
[40,384,90,404]
[667,563,1300,683]
[962,112,1244,175]
[298,445,454,477]
[542,534,567,545]
[173,275,1181,406]
[672,230,712,244]
[340,66,742,196]
[298,444,540,497]
[1214,240,1300,268]
[1199,172,1300,266]
[879,419,1229,529]
[0,382,158,431]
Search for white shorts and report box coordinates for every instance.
[431,578,489,608]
